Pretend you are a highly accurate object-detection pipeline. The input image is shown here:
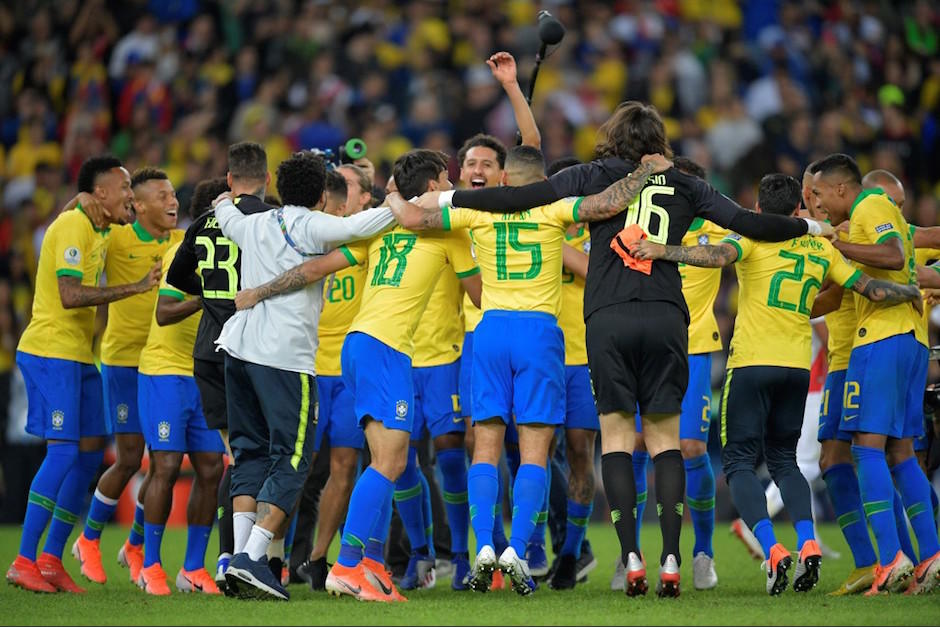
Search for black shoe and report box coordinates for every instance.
[297,557,329,591]
[542,556,559,582]
[575,549,598,584]
[268,556,283,582]
[549,554,578,590]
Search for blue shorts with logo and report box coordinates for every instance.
[564,365,599,431]
[841,333,927,439]
[471,311,564,429]
[679,353,712,442]
[139,374,224,453]
[413,360,463,440]
[458,332,473,418]
[102,363,140,434]
[341,332,414,434]
[817,369,851,442]
[314,375,364,451]
[17,351,106,441]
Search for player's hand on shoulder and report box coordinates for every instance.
[628,239,665,260]
[235,288,259,310]
[640,153,672,173]
[139,261,162,292]
[487,51,517,85]
[415,191,442,210]
[72,191,112,229]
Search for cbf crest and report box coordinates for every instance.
[698,234,709,246]
[116,403,129,424]
[158,421,171,441]
[395,400,408,420]
[51,410,64,430]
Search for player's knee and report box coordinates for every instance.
[721,441,759,475]
[152,452,183,482]
[193,454,224,485]
[680,438,706,459]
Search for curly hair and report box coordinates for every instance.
[190,177,229,219]
[457,133,507,169]
[76,155,123,193]
[392,149,450,200]
[594,101,673,164]
[276,151,327,207]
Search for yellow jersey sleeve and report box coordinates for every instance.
[850,189,904,245]
[52,217,93,280]
[339,240,370,267]
[821,240,862,289]
[559,228,589,365]
[444,228,481,278]
[682,219,726,355]
[720,233,756,261]
[825,289,856,372]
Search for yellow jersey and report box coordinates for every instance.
[682,219,726,355]
[914,228,940,347]
[443,197,580,317]
[18,207,109,364]
[314,261,369,376]
[722,233,860,369]
[848,189,917,348]
[464,232,483,332]
[100,223,182,367]
[138,243,202,377]
[559,226,589,365]
[413,269,465,367]
[346,226,478,357]
[825,289,856,372]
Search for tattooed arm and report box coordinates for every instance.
[851,273,923,313]
[58,263,161,308]
[385,192,445,231]
[628,240,739,267]
[575,161,657,222]
[234,248,352,310]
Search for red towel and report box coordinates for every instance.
[609,224,652,275]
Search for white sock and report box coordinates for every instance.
[764,481,784,519]
[245,525,275,561]
[233,512,257,555]
[267,538,285,560]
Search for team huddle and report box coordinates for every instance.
[5,64,940,605]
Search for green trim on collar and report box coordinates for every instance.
[688,217,705,232]
[132,220,169,243]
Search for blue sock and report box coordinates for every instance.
[492,464,508,553]
[752,518,777,559]
[561,500,592,558]
[143,522,165,567]
[43,449,101,558]
[365,490,393,564]
[183,525,212,571]
[684,454,715,557]
[437,448,469,555]
[468,463,498,551]
[852,445,901,566]
[83,488,118,542]
[794,519,815,551]
[528,462,549,548]
[892,457,940,561]
[339,467,392,567]
[509,464,546,557]
[892,490,919,564]
[129,502,145,547]
[418,471,435,557]
[19,442,78,560]
[823,463,877,568]
[393,447,428,553]
[284,513,298,562]
[632,450,649,550]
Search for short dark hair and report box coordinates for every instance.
[77,155,123,193]
[392,149,450,200]
[804,159,822,176]
[813,153,861,185]
[276,151,327,207]
[130,167,168,189]
[325,170,348,203]
[190,177,229,219]
[673,156,706,179]
[505,145,545,175]
[457,134,507,169]
[546,157,580,177]
[758,173,802,216]
[228,141,268,181]
[595,101,673,164]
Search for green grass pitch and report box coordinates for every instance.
[1,523,935,625]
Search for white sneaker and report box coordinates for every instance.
[692,552,717,590]
[497,546,536,596]
[610,557,626,591]
[468,545,496,593]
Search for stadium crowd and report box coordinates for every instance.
[0,0,938,604]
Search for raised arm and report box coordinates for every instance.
[298,206,395,251]
[214,195,250,248]
[234,248,353,310]
[58,263,161,309]
[488,52,541,149]
[629,240,739,268]
[574,161,658,222]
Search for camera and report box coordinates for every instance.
[308,138,367,169]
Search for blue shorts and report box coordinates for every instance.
[413,360,463,439]
[841,334,927,439]
[817,369,851,442]
[101,364,140,434]
[679,353,712,442]
[139,374,224,453]
[564,365,599,431]
[458,332,473,418]
[341,332,414,433]
[315,375,364,451]
[17,351,106,441]
[471,311,564,428]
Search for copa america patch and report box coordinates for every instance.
[158,421,171,441]
[116,403,129,424]
[64,247,81,266]
[874,223,894,233]
[582,240,591,254]
[51,410,65,429]
[395,400,408,420]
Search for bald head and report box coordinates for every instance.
[862,169,905,210]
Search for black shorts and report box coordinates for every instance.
[585,301,688,416]
[718,365,809,449]
[194,357,227,431]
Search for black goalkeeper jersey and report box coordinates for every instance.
[167,194,274,362]
[450,156,809,323]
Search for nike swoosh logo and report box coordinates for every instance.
[844,415,858,422]
[340,580,361,595]
[370,574,392,595]
[453,416,464,424]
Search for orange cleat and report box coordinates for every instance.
[325,562,391,602]
[6,556,57,593]
[762,543,792,596]
[624,552,648,597]
[793,540,822,592]
[362,557,407,602]
[37,553,85,593]
[730,518,763,561]
[176,568,221,594]
[138,563,171,596]
[118,540,144,584]
[490,569,505,591]
[71,535,106,584]
[865,551,914,596]
[906,550,940,595]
